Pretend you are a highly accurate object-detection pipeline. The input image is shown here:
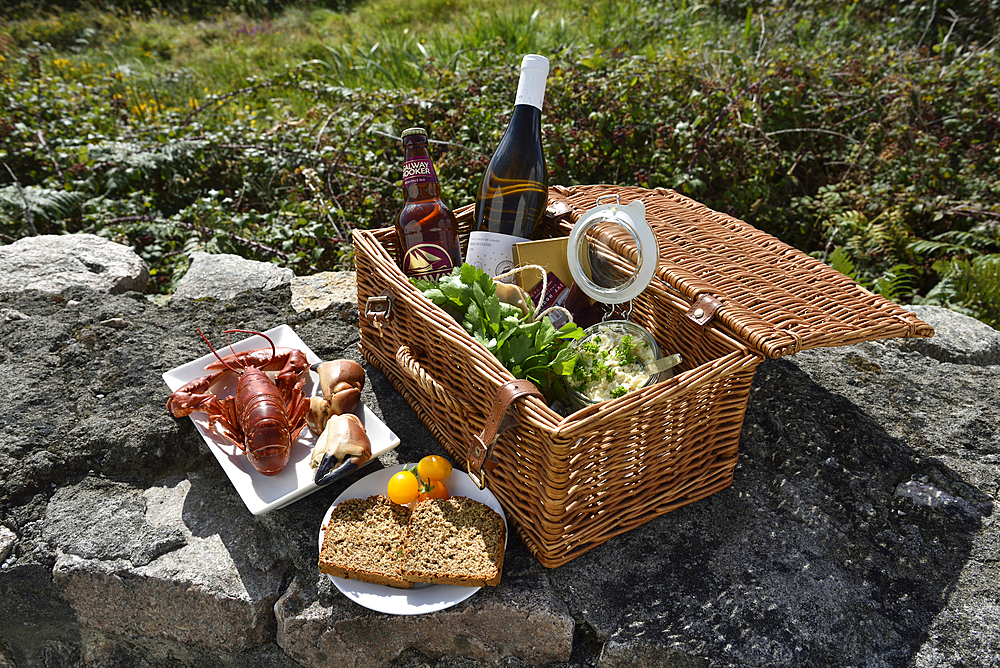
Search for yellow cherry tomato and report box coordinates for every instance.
[417,455,453,482]
[387,470,419,505]
[416,478,449,503]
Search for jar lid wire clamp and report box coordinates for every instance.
[564,195,683,404]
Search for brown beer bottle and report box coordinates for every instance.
[395,127,462,280]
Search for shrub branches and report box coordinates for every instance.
[1,1,998,326]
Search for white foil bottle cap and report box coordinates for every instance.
[520,54,550,73]
[514,54,549,110]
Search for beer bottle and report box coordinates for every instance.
[394,127,463,281]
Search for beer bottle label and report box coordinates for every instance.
[402,157,437,187]
[402,243,457,281]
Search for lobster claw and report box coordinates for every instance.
[306,360,366,435]
[310,414,372,486]
[306,396,331,435]
[328,386,362,415]
[315,360,365,402]
[314,452,360,487]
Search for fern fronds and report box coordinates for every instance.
[908,226,1000,258]
[870,264,917,303]
[926,255,1000,329]
[828,246,857,280]
[0,185,89,231]
[908,238,970,257]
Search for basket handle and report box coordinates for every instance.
[394,345,468,417]
[466,379,543,489]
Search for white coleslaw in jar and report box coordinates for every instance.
[567,321,659,404]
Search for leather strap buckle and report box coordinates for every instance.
[465,379,542,490]
[364,290,394,337]
[465,449,488,490]
[364,290,394,322]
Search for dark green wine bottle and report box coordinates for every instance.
[466,54,549,278]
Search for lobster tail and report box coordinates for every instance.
[236,367,295,476]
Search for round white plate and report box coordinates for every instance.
[317,464,508,615]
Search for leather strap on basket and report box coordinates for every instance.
[686,294,722,327]
[466,379,543,489]
[545,200,574,221]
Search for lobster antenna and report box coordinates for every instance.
[197,329,241,374]
[222,333,246,369]
[223,329,276,366]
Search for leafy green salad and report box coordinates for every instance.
[411,264,583,402]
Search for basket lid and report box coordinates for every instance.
[546,185,933,359]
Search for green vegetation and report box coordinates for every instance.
[572,334,643,393]
[1,0,999,327]
[413,263,581,402]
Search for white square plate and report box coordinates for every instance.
[162,324,400,515]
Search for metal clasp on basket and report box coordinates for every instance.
[595,193,621,207]
[466,440,488,490]
[364,290,394,337]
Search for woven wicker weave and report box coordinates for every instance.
[545,185,933,358]
[353,185,932,568]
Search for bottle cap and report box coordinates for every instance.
[401,127,426,138]
[520,54,549,75]
[566,195,658,304]
[515,55,549,110]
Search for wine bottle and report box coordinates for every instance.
[465,54,549,278]
[394,127,463,281]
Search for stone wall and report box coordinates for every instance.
[0,239,997,668]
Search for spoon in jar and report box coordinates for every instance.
[645,353,683,375]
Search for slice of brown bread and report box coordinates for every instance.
[399,496,506,587]
[319,495,413,589]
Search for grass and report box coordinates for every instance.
[2,0,756,95]
[2,0,999,326]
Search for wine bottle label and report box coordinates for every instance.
[402,157,437,186]
[402,243,458,281]
[464,230,530,279]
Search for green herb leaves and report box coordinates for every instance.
[412,264,582,402]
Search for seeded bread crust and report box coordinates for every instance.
[399,496,506,587]
[319,495,413,589]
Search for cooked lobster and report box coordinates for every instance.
[165,329,311,476]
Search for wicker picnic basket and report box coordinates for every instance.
[352,184,932,568]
